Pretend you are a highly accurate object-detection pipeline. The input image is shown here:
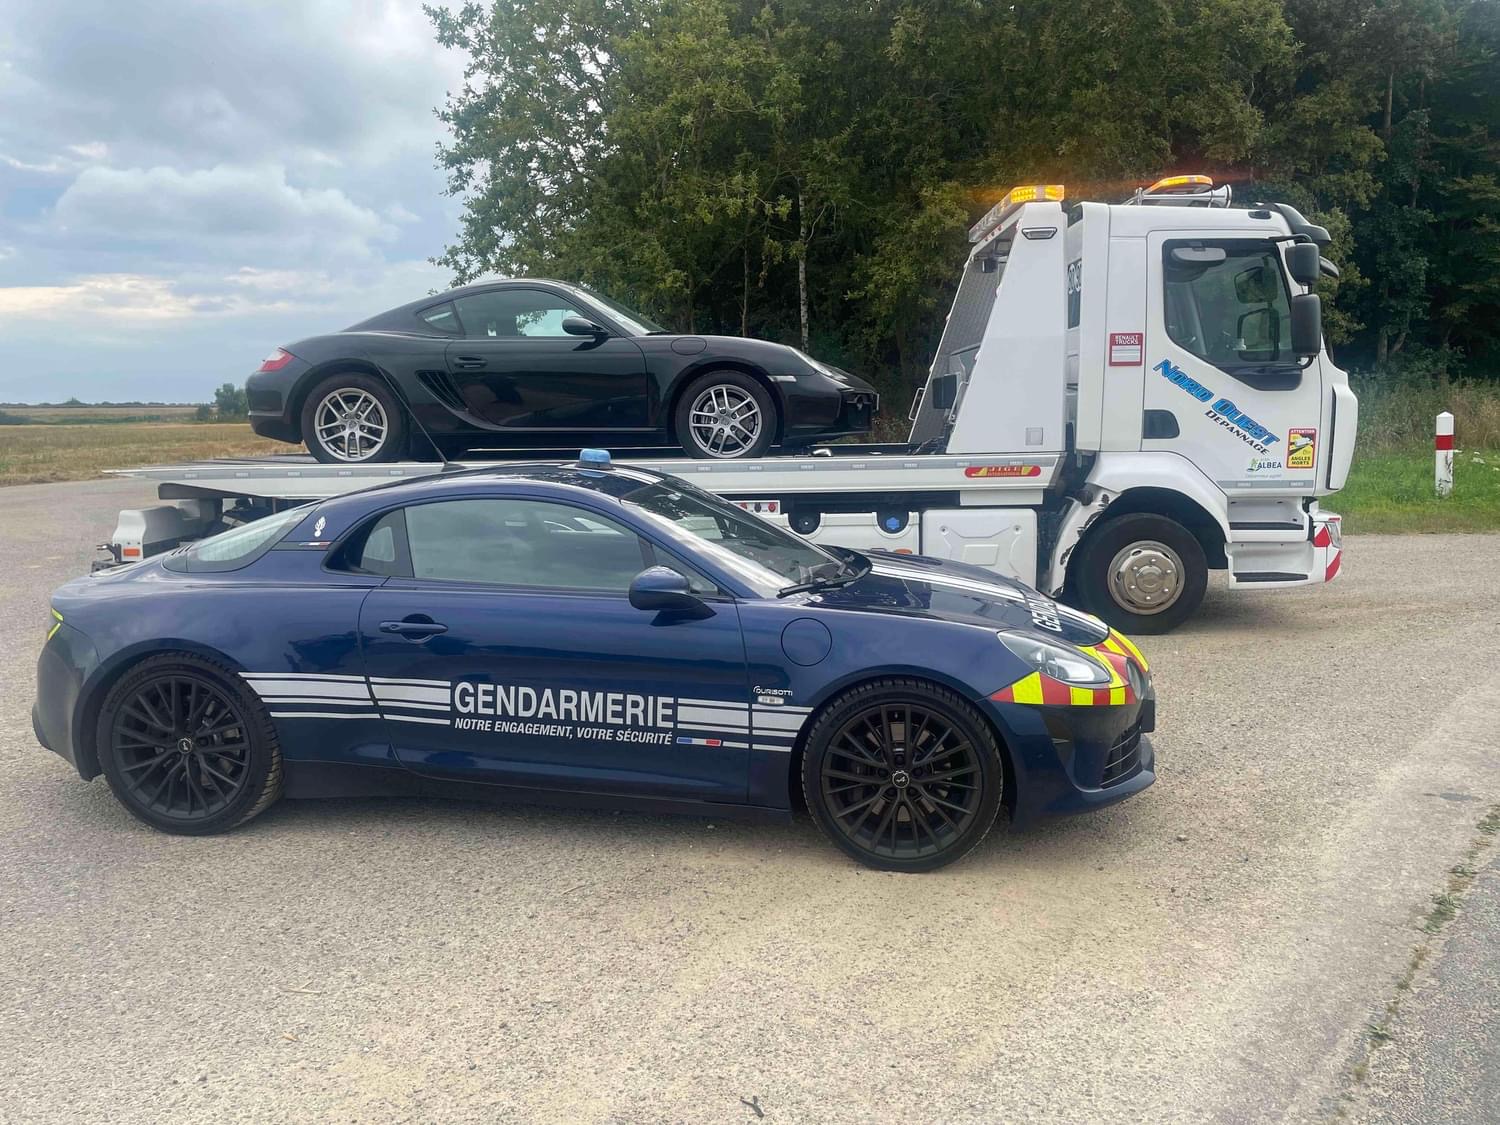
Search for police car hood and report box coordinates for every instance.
[814,551,1111,645]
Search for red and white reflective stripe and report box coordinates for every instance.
[1436,411,1454,497]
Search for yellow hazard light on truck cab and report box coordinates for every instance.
[968,183,1066,242]
[1146,174,1213,192]
[47,608,62,642]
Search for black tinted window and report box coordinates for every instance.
[453,289,582,338]
[404,499,649,590]
[418,302,461,335]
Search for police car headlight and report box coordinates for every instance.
[997,632,1112,686]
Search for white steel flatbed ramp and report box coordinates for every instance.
[106,451,1065,503]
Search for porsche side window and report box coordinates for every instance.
[417,302,461,335]
[452,290,581,339]
[1164,240,1296,373]
[403,499,650,591]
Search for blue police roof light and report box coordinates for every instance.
[578,448,613,469]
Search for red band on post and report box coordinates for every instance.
[1435,434,1454,451]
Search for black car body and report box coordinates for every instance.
[247,279,879,463]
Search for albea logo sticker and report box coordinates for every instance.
[964,464,1042,478]
[1109,332,1144,366]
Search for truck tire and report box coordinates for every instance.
[1071,513,1207,635]
[300,372,408,463]
[801,678,1004,872]
[96,653,284,835]
[675,371,776,459]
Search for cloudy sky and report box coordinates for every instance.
[0,0,465,403]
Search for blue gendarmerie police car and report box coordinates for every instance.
[33,451,1155,871]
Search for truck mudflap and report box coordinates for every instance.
[1225,507,1342,589]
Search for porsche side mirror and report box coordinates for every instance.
[562,315,608,338]
[629,567,705,613]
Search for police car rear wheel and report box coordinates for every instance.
[97,653,283,835]
[802,679,1004,872]
[1072,513,1207,635]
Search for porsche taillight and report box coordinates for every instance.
[258,347,296,373]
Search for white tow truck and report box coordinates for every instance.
[104,175,1355,633]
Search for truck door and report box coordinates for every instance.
[1143,236,1323,493]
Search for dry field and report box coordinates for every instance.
[0,422,287,486]
[0,404,202,424]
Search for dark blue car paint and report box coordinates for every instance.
[33,465,1155,828]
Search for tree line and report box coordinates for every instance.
[428,0,1500,404]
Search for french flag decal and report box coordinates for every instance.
[677,736,723,747]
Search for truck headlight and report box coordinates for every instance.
[997,631,1112,686]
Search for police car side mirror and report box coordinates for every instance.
[629,566,704,613]
[1290,293,1323,359]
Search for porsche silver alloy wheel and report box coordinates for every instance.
[313,388,389,462]
[1106,539,1184,614]
[688,384,763,458]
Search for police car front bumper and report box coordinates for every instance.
[982,676,1157,826]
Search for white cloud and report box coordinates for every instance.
[51,163,397,263]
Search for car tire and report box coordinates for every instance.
[300,372,408,464]
[801,678,1005,872]
[675,371,776,459]
[96,653,283,836]
[1070,513,1207,635]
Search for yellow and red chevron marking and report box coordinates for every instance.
[989,629,1147,708]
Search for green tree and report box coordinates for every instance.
[212,383,248,419]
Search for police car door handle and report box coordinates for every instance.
[380,619,448,638]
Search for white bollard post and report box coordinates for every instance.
[1436,411,1454,498]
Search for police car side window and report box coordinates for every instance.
[337,509,410,577]
[403,498,652,591]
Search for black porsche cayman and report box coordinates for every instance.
[246,279,879,463]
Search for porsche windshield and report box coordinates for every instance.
[577,286,668,336]
[619,481,850,595]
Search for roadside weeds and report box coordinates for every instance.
[1337,803,1500,1111]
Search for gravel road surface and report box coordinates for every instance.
[1,478,1496,1123]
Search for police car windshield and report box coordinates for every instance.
[620,482,846,595]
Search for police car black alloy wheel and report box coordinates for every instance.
[802,679,1004,872]
[97,654,283,835]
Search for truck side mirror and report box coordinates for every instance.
[1290,293,1322,359]
[1286,243,1320,287]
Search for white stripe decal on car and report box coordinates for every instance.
[268,711,382,720]
[247,680,374,700]
[385,714,453,726]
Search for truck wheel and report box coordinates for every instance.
[300,372,408,463]
[96,653,283,836]
[801,678,1004,872]
[1072,513,1207,635]
[675,371,776,459]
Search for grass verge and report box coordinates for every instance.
[1335,448,1500,533]
[0,423,286,487]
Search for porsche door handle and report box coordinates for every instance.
[452,355,487,370]
[379,620,449,638]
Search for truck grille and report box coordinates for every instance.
[1102,724,1142,786]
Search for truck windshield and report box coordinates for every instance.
[1164,240,1296,370]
